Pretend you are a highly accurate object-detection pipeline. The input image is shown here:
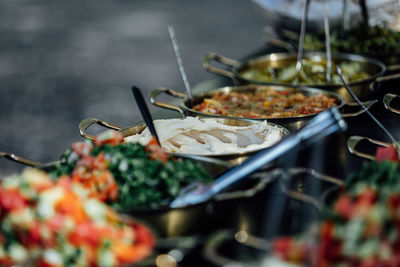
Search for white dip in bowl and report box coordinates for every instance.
[124,117,285,156]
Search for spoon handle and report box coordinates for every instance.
[296,0,311,72]
[131,86,161,146]
[323,0,332,82]
[168,25,193,107]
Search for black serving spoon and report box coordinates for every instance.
[131,86,161,146]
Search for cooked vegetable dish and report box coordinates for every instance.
[304,25,400,55]
[272,146,400,266]
[0,168,154,267]
[239,58,369,85]
[49,131,212,210]
[193,88,338,118]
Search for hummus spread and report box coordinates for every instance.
[124,117,284,156]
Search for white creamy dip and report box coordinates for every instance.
[124,117,284,156]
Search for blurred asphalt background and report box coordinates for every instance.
[0,0,267,175]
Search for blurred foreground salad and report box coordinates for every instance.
[0,168,154,267]
[272,146,400,266]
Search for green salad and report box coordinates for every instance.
[49,132,212,210]
[304,25,400,55]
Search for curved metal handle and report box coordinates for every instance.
[387,64,400,72]
[213,170,279,202]
[149,87,186,118]
[340,99,378,118]
[79,118,123,140]
[0,152,41,167]
[383,93,400,115]
[375,72,400,83]
[347,135,391,160]
[286,167,344,186]
[265,38,296,53]
[202,52,239,79]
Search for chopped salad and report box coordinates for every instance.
[49,131,212,210]
[0,168,154,267]
[272,145,400,266]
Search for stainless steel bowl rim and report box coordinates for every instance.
[176,84,346,120]
[232,51,386,88]
[120,116,290,157]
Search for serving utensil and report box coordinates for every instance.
[131,86,161,146]
[168,25,193,107]
[295,0,311,72]
[202,51,387,103]
[359,0,369,27]
[336,65,400,157]
[171,107,347,208]
[342,0,351,33]
[323,0,332,82]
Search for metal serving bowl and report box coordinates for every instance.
[149,84,375,131]
[0,151,295,238]
[202,167,344,267]
[202,51,391,102]
[78,116,289,164]
[263,28,400,68]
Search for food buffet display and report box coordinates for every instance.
[2,4,400,267]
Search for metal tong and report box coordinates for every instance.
[170,108,347,208]
[295,0,311,72]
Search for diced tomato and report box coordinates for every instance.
[356,187,378,206]
[92,152,108,170]
[72,142,93,157]
[0,188,27,212]
[19,222,42,247]
[0,257,16,267]
[272,237,294,260]
[133,223,155,248]
[36,258,62,267]
[376,145,399,162]
[388,194,400,210]
[113,243,153,265]
[56,176,72,190]
[334,194,353,219]
[47,214,65,232]
[68,222,103,247]
[94,131,123,146]
[146,137,169,163]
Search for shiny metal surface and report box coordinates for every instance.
[295,0,310,72]
[79,116,289,160]
[347,135,393,161]
[203,51,387,102]
[337,66,400,155]
[170,108,346,208]
[149,84,375,131]
[384,93,400,115]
